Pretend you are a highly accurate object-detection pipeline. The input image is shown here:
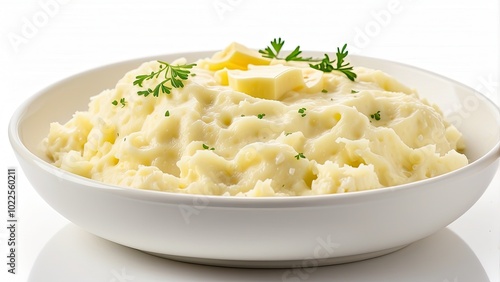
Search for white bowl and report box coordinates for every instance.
[9,52,500,268]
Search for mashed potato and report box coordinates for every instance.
[43,43,468,196]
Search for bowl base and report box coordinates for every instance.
[144,244,408,268]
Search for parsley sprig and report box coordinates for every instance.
[259,38,313,62]
[133,61,196,97]
[259,38,357,81]
[309,45,357,81]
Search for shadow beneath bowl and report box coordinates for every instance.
[28,224,489,282]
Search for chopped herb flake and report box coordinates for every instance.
[202,144,215,150]
[370,111,381,121]
[112,98,127,107]
[295,152,306,160]
[298,108,307,117]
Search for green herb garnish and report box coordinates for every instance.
[259,38,357,81]
[295,152,306,160]
[370,111,381,121]
[112,98,127,107]
[257,113,266,119]
[298,107,307,117]
[309,44,356,81]
[133,61,196,97]
[202,144,215,150]
[258,38,313,62]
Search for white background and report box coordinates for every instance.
[1,0,499,281]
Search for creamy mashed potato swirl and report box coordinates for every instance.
[43,44,468,196]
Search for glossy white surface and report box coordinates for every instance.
[27,225,491,282]
[1,0,498,281]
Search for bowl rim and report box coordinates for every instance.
[8,51,500,208]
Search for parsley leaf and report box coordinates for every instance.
[259,38,312,62]
[259,38,285,59]
[133,61,196,97]
[285,46,314,62]
[310,44,356,81]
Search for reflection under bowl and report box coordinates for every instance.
[29,224,489,282]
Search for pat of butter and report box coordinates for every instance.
[202,42,271,71]
[301,68,324,93]
[214,68,229,85]
[227,65,304,100]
